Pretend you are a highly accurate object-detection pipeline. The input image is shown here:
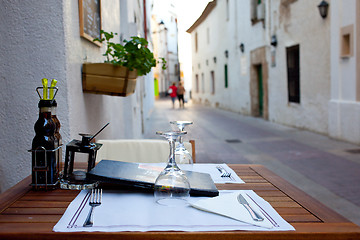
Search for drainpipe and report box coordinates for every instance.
[141,0,147,134]
[143,0,147,40]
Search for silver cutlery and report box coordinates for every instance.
[237,193,264,221]
[216,165,233,179]
[83,188,102,227]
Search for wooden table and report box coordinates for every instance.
[1,164,359,239]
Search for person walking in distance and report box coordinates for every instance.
[168,82,177,109]
[177,82,185,108]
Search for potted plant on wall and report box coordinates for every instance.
[82,30,166,97]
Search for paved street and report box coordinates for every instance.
[144,99,360,226]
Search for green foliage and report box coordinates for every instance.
[93,30,166,76]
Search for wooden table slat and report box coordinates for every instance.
[2,207,66,215]
[274,207,312,215]
[261,196,294,202]
[0,215,61,223]
[19,195,76,202]
[282,215,321,223]
[252,190,287,197]
[10,201,70,208]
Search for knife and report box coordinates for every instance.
[237,194,264,221]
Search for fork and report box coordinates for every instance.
[83,188,102,227]
[216,166,232,178]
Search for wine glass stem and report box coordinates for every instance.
[168,139,177,167]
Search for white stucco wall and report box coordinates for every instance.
[329,0,360,143]
[63,0,155,141]
[268,0,331,134]
[64,0,136,140]
[0,1,68,192]
[0,0,155,193]
[64,0,155,140]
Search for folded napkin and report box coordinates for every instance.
[140,163,244,184]
[181,164,244,183]
[189,191,273,229]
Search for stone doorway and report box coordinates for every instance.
[250,46,269,120]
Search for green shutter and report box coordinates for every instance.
[224,64,228,88]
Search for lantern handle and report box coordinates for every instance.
[89,122,110,142]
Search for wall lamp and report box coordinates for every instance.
[225,50,229,58]
[213,57,217,63]
[271,35,277,47]
[318,0,329,19]
[239,43,245,53]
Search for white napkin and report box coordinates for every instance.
[189,191,273,229]
[179,163,244,183]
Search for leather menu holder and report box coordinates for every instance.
[87,160,219,197]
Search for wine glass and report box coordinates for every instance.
[170,121,193,164]
[154,130,191,206]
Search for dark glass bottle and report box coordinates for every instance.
[51,100,62,175]
[32,100,57,187]
[51,100,61,142]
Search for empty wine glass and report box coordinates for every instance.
[154,130,190,206]
[170,121,193,164]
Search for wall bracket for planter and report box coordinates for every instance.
[82,63,138,97]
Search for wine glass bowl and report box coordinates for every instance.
[154,130,191,206]
[170,121,194,164]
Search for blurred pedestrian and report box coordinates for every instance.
[177,82,185,108]
[168,82,177,109]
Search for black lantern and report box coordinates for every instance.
[271,35,277,47]
[225,50,229,58]
[213,57,217,63]
[318,1,329,19]
[63,123,109,183]
[239,43,245,53]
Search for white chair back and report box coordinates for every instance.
[96,139,194,164]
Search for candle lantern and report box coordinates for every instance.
[61,123,109,189]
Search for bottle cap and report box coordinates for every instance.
[38,100,53,108]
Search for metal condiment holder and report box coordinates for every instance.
[36,86,58,101]
[30,85,61,190]
[29,145,62,190]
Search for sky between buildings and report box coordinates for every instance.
[153,0,211,96]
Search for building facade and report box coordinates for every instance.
[188,0,360,144]
[0,0,155,192]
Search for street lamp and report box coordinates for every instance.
[318,1,329,19]
[239,43,245,53]
[271,35,277,47]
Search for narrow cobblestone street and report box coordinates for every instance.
[144,99,360,226]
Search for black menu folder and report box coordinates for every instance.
[87,160,219,197]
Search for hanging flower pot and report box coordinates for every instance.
[82,63,138,97]
[81,30,166,97]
